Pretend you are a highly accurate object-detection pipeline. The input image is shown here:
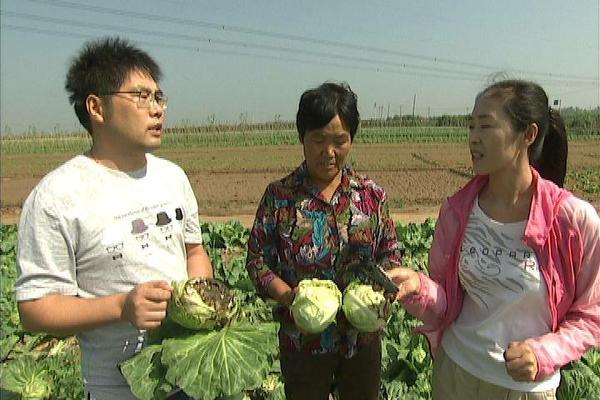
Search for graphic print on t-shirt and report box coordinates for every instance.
[131,218,150,250]
[459,212,541,311]
[156,211,174,242]
[97,202,188,277]
[175,207,184,221]
[101,224,124,267]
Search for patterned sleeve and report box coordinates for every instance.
[245,185,280,297]
[375,191,402,270]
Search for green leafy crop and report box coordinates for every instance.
[3,221,599,400]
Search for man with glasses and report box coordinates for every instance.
[15,37,213,399]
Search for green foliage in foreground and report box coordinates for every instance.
[2,222,599,399]
[1,225,84,400]
[120,321,279,400]
[566,168,600,195]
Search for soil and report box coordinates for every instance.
[2,142,598,226]
[0,204,440,228]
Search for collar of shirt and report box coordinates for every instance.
[285,161,364,200]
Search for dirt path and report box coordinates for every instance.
[196,206,439,228]
[1,206,439,228]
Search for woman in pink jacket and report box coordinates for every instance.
[389,79,600,400]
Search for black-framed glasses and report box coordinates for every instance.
[99,90,168,109]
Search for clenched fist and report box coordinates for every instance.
[121,280,173,329]
[504,341,538,382]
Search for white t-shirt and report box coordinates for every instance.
[442,198,560,392]
[16,154,203,399]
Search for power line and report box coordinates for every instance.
[0,24,487,83]
[0,11,488,79]
[22,0,600,82]
[3,10,597,88]
[3,22,596,91]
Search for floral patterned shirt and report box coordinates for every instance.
[246,162,402,356]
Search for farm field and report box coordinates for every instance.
[2,140,599,225]
[1,132,599,399]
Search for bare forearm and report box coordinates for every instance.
[267,276,295,307]
[18,294,126,336]
[186,243,213,279]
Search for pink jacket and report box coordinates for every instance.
[403,168,600,380]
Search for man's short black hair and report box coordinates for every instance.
[65,37,162,133]
[296,82,360,142]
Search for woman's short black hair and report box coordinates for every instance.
[296,82,360,142]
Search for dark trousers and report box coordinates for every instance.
[280,339,382,400]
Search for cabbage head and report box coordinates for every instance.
[290,279,342,334]
[22,377,52,400]
[342,280,391,332]
[168,278,234,330]
[0,355,52,400]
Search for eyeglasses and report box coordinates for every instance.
[99,90,168,110]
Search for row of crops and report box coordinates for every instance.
[0,127,464,154]
[2,126,599,154]
[1,221,599,399]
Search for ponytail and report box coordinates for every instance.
[531,108,568,187]
[481,80,569,188]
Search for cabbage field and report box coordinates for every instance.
[1,221,599,400]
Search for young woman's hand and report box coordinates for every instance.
[504,341,538,382]
[385,267,421,302]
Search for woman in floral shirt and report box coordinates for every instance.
[246,82,402,400]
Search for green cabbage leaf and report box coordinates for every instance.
[162,323,278,399]
[118,344,174,400]
[120,323,278,400]
[0,355,52,400]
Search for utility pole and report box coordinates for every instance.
[412,94,416,118]
[399,105,403,126]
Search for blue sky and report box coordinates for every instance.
[1,0,599,134]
